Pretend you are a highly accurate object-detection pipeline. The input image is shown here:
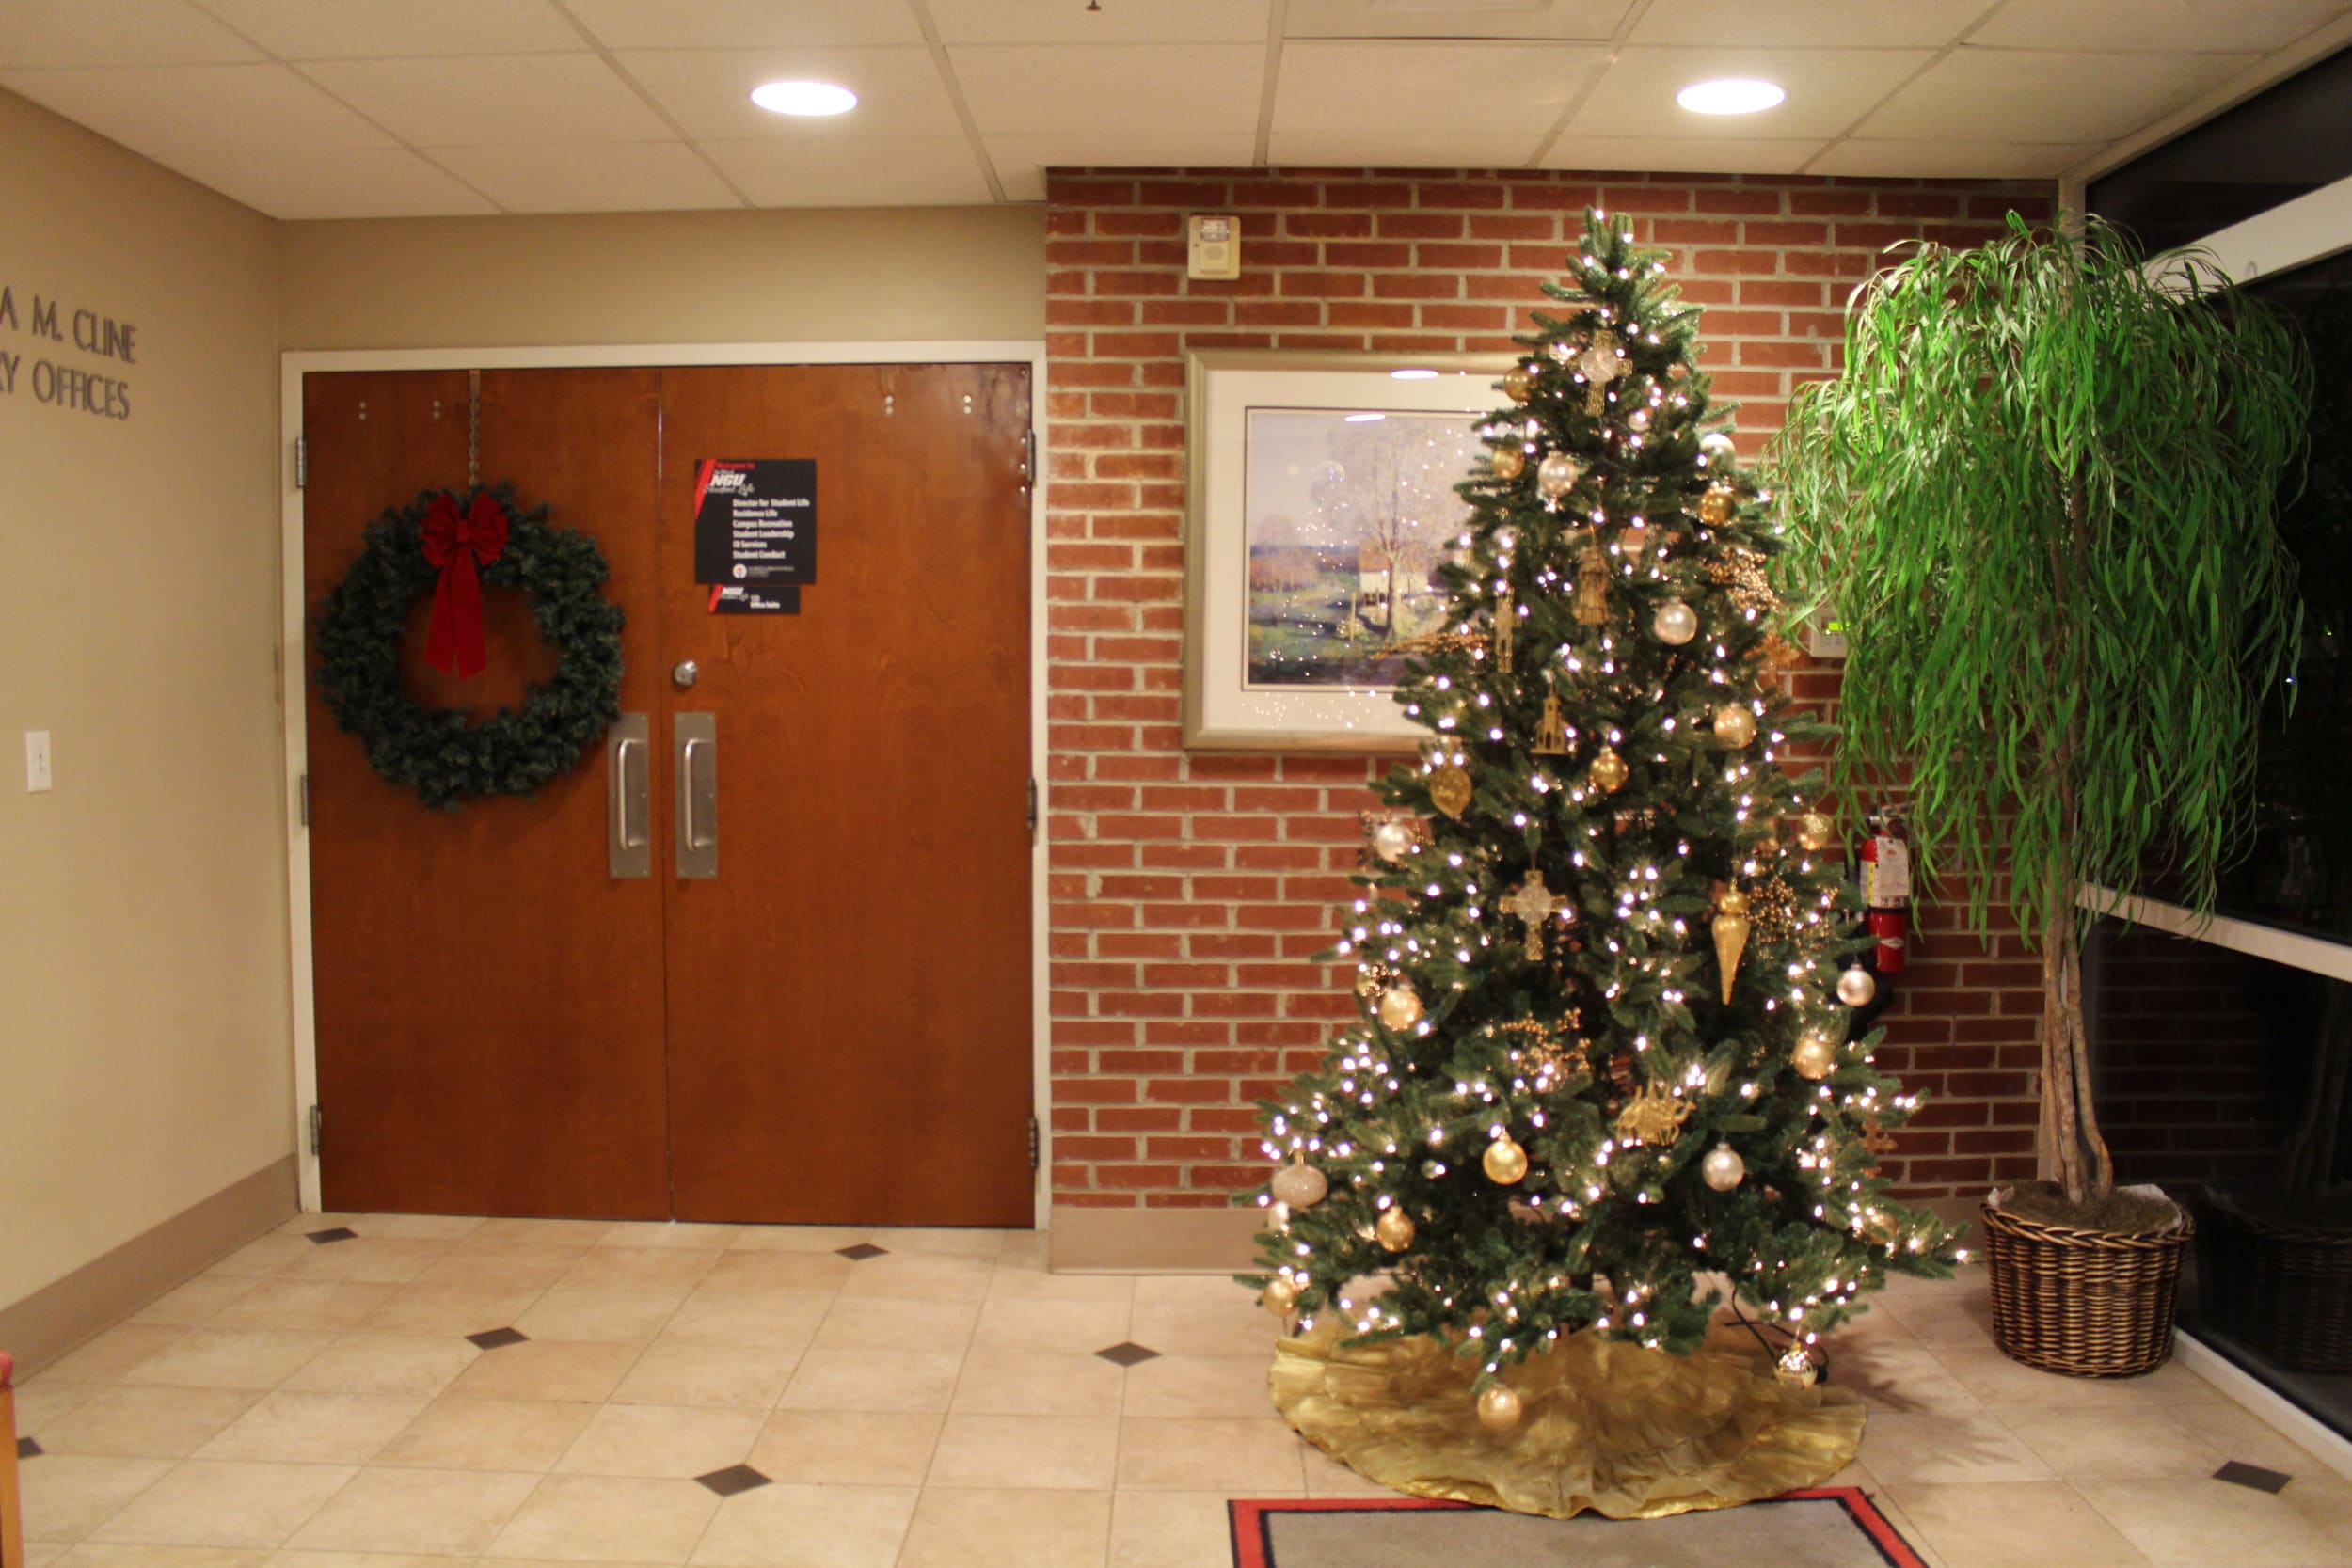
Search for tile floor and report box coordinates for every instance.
[13,1212,2352,1567]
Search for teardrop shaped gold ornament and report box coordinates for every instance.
[1429,764,1473,820]
[1712,888,1751,1004]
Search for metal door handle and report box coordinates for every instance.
[675,714,717,879]
[607,714,650,879]
[682,740,711,847]
[614,738,645,850]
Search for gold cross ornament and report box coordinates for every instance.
[1579,328,1626,415]
[1505,869,1558,960]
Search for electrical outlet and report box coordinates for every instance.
[24,729,51,792]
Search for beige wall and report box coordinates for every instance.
[278,206,1045,350]
[0,89,289,1308]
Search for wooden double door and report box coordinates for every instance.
[301,364,1034,1227]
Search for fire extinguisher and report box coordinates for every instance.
[1858,805,1912,977]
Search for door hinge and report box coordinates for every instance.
[294,434,307,489]
[309,1103,323,1157]
[1028,1116,1041,1173]
[298,772,310,827]
[1027,777,1039,842]
[1022,428,1036,485]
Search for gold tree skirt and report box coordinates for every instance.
[1269,1319,1866,1520]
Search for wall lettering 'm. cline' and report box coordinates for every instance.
[0,284,135,421]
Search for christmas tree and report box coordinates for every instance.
[1248,210,1963,1418]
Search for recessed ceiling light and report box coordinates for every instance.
[752,80,858,117]
[1344,412,1387,422]
[1677,78,1785,116]
[1391,368,1438,380]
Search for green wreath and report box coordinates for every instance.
[315,482,624,810]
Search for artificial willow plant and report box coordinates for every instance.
[1775,214,2310,1212]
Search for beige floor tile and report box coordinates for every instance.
[487,1475,720,1562]
[811,1298,978,1354]
[745,1412,942,1487]
[360,1284,543,1338]
[23,1544,68,1568]
[598,1223,742,1252]
[998,1233,1050,1272]
[698,1253,854,1297]
[2080,1475,2352,1566]
[1861,1410,2060,1485]
[1115,1418,1306,1492]
[894,1488,1112,1568]
[865,1227,1009,1258]
[14,1380,96,1430]
[194,1394,428,1465]
[610,1344,799,1409]
[40,1388,262,1460]
[2173,1400,2332,1475]
[373,1395,597,1472]
[1120,1355,1275,1419]
[1928,1345,2213,1411]
[555,1249,722,1293]
[131,1278,262,1329]
[657,1292,830,1352]
[54,1545,278,1568]
[778,1349,964,1414]
[970,1298,1129,1355]
[1884,1289,2001,1349]
[1872,1489,1954,1568]
[90,1461,358,1548]
[950,1350,1125,1417]
[2003,1407,2230,1480]
[285,1467,539,1555]
[1108,1490,1250,1568]
[443,1342,641,1404]
[462,1220,615,1251]
[1836,1339,1988,1418]
[927,1414,1120,1491]
[18,1455,175,1543]
[553,1403,765,1478]
[204,1239,311,1279]
[984,1266,1136,1305]
[1126,1304,1278,1359]
[833,1255,995,1305]
[1297,1446,1395,1497]
[279,1242,447,1288]
[689,1481,917,1568]
[515,1290,689,1345]
[332,1212,486,1241]
[1128,1277,1246,1305]
[120,1332,336,1392]
[42,1327,192,1386]
[267,1550,466,1568]
[211,1285,401,1335]
[1887,1481,2151,1568]
[411,1246,584,1295]
[724,1227,871,1254]
[278,1336,479,1399]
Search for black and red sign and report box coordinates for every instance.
[691,458,816,587]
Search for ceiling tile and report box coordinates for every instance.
[1540,135,1826,174]
[1808,137,2101,179]
[563,0,924,48]
[198,0,580,58]
[1856,47,2262,144]
[1282,0,1633,40]
[1273,40,1607,135]
[1629,0,1986,48]
[616,46,961,140]
[931,0,1270,43]
[0,61,392,154]
[951,42,1265,135]
[1265,130,1544,165]
[434,140,742,212]
[984,132,1258,200]
[1567,47,1936,139]
[1971,0,2351,54]
[303,53,674,147]
[165,145,497,217]
[702,135,993,206]
[0,0,258,68]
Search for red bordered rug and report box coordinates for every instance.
[1229,1488,1928,1567]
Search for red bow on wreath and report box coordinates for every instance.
[420,490,509,677]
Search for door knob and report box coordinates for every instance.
[673,659,699,689]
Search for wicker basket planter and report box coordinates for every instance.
[1979,1200,2193,1377]
[2199,1192,2352,1372]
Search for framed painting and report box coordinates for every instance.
[1182,348,1509,750]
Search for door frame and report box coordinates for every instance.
[278,341,1052,1227]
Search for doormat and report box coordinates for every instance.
[1230,1488,1927,1568]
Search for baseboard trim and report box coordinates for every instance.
[2174,1330,2352,1483]
[0,1156,298,1374]
[1049,1203,1261,1273]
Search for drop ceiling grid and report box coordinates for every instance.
[0,0,2339,217]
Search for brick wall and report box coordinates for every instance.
[1041,167,2056,1212]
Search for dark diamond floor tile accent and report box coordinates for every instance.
[16,1435,40,1459]
[306,1227,359,1244]
[1095,1341,1161,1367]
[467,1326,529,1351]
[2217,1460,2293,1494]
[835,1243,888,1261]
[697,1463,771,1497]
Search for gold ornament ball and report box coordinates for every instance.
[1535,451,1580,499]
[1377,982,1424,1032]
[1488,446,1525,481]
[1794,811,1835,852]
[1587,746,1629,796]
[1713,705,1757,748]
[1865,1210,1900,1244]
[1270,1162,1328,1209]
[1791,1030,1837,1081]
[1371,819,1416,863]
[1260,1276,1300,1316]
[1697,484,1736,526]
[1701,1143,1745,1192]
[1375,1208,1417,1253]
[1502,366,1535,404]
[1483,1134,1530,1185]
[1475,1384,1524,1432]
[1700,431,1738,465]
[1774,1346,1819,1388]
[1836,965,1878,1007]
[1429,764,1473,821]
[1652,599,1698,645]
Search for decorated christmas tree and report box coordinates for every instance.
[1247,211,1963,1426]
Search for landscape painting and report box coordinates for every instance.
[1242,406,1486,689]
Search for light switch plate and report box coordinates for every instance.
[1188,214,1240,280]
[24,729,51,792]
